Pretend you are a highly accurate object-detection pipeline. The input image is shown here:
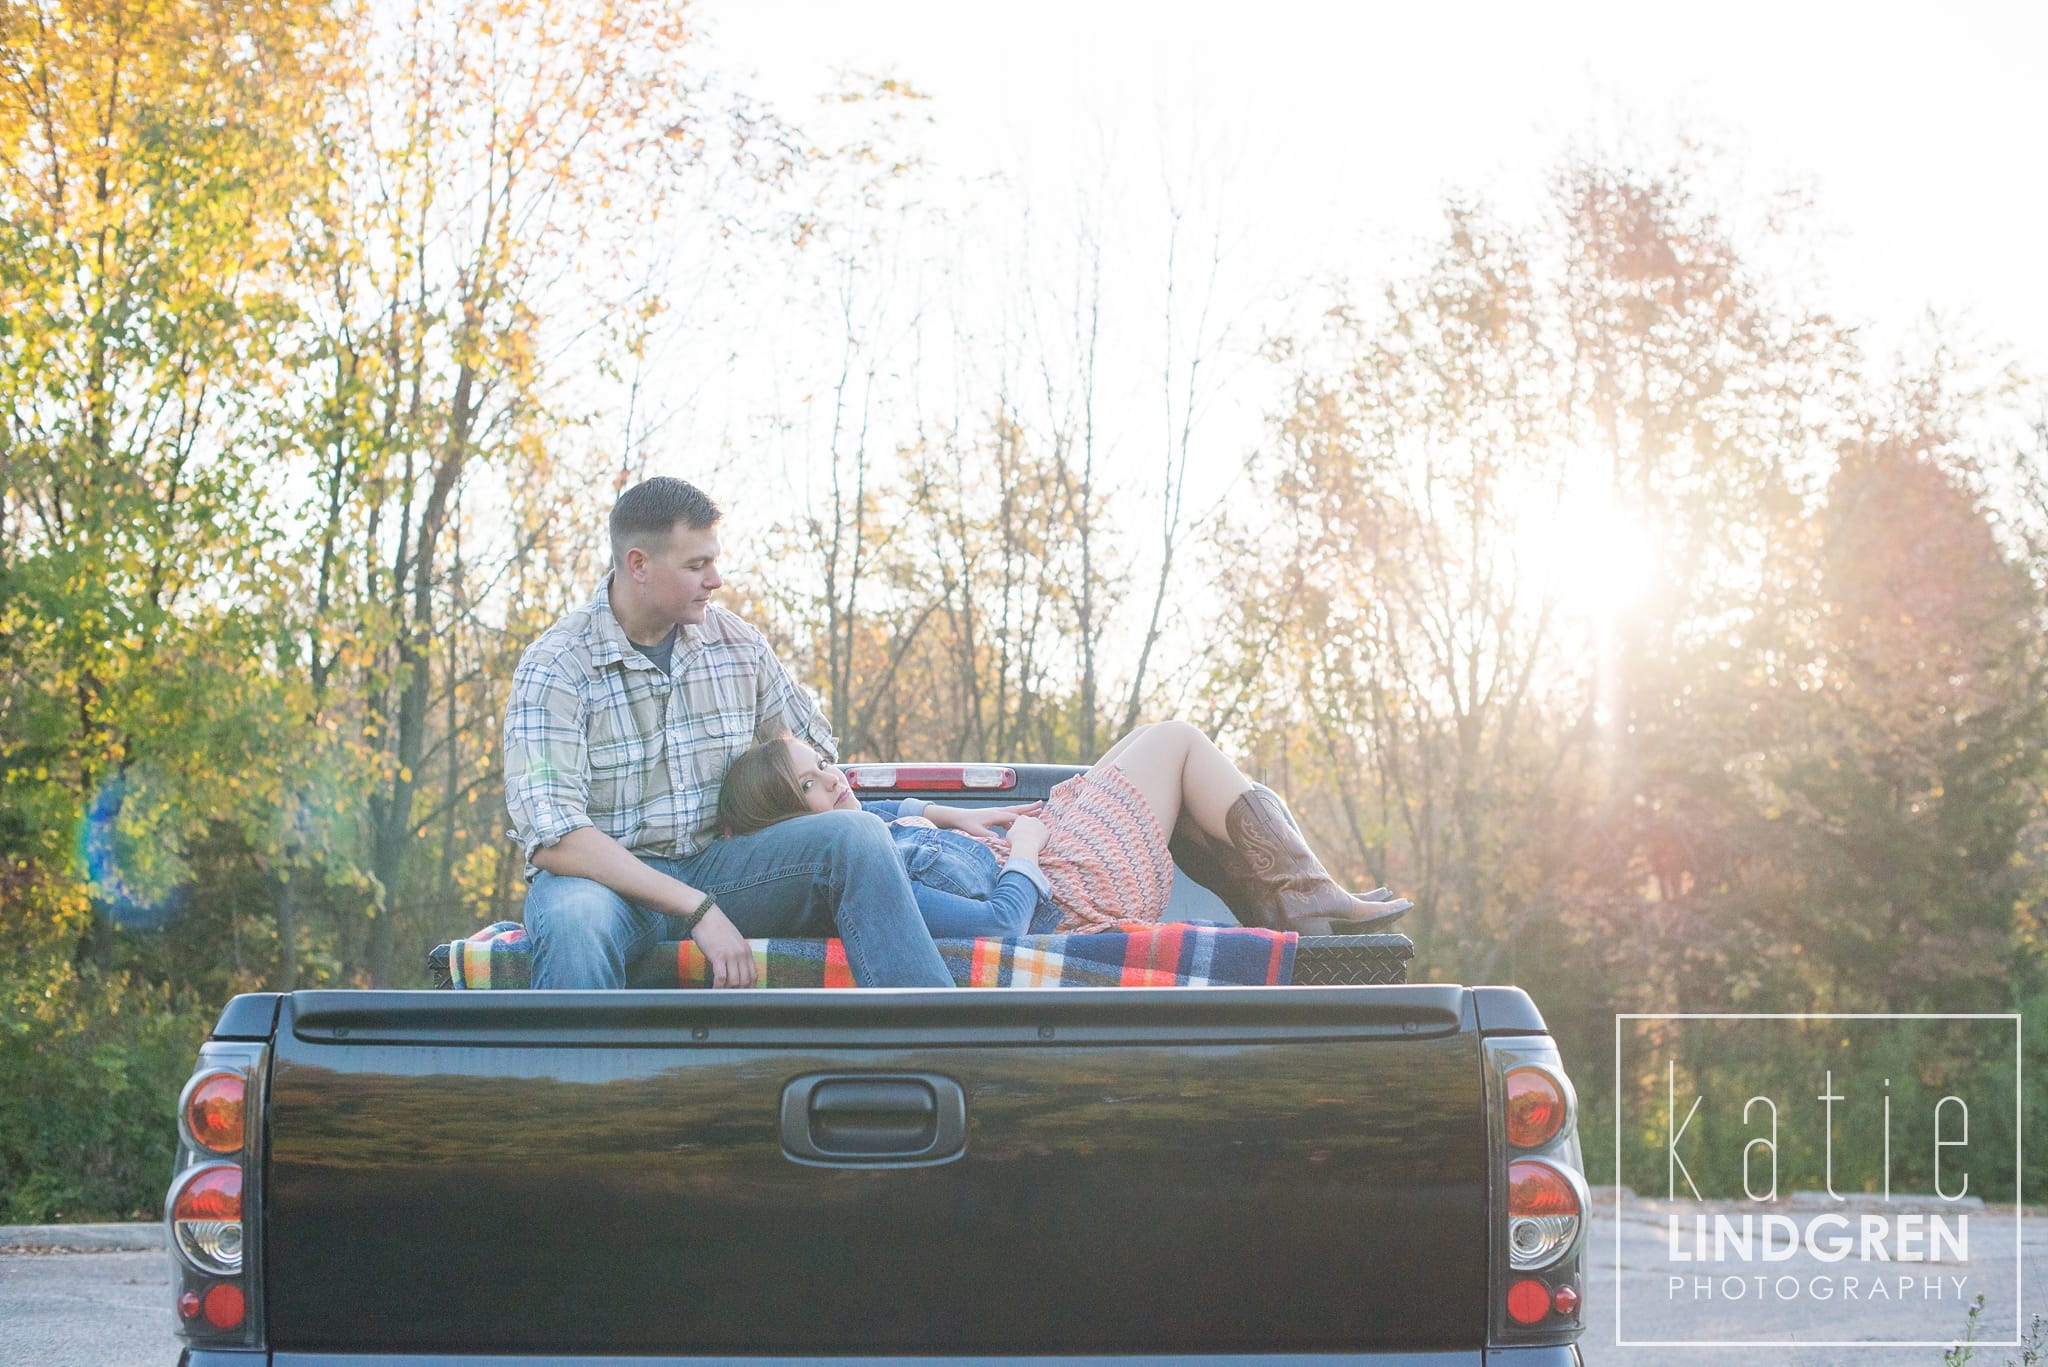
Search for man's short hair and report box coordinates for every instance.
[609,477,721,567]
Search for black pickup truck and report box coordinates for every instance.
[162,764,1590,1365]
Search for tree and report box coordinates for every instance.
[276,0,755,984]
[0,0,334,968]
[0,0,336,1221]
[1758,378,2046,1010]
[1235,160,1872,1038]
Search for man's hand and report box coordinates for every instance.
[689,904,757,988]
[934,801,1044,839]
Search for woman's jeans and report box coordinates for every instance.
[523,810,952,988]
[909,871,1043,939]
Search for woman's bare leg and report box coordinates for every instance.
[1088,719,1250,841]
[1090,723,1154,771]
[1090,721,1406,932]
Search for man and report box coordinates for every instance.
[502,476,953,988]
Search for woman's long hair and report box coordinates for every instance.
[717,732,811,836]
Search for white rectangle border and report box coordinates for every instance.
[1612,1012,2023,1348]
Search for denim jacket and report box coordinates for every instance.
[859,801,1060,936]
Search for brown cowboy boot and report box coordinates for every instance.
[1168,812,1248,902]
[1218,787,1411,934]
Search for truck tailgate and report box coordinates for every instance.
[265,987,1489,1356]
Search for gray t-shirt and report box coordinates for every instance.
[630,626,679,676]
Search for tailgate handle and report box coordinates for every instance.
[780,1074,966,1166]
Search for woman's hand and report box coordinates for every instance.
[934,801,1044,839]
[1005,815,1048,860]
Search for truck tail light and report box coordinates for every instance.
[1507,1158,1584,1269]
[844,764,1017,791]
[175,1280,249,1331]
[1503,1066,1565,1147]
[182,1071,246,1154]
[170,1164,243,1274]
[1485,1033,1587,1346]
[1506,1277,1552,1325]
[203,1282,246,1330]
[166,1039,267,1351]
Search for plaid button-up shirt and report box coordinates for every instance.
[502,578,836,873]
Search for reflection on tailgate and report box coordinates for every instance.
[267,1020,1487,1355]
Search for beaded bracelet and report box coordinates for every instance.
[679,896,718,935]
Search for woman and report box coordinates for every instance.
[717,722,1409,937]
[717,733,1051,937]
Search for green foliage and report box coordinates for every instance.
[2018,988,2048,1205]
[1950,1294,1990,1367]
[0,980,213,1223]
[0,864,219,1221]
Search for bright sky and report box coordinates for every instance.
[705,0,2047,375]
[661,0,2046,683]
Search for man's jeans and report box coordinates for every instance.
[524,809,952,988]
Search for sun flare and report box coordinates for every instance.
[1513,482,1658,624]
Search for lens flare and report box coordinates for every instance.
[77,773,188,930]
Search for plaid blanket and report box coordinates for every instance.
[432,920,1296,989]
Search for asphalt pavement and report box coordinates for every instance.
[1581,1188,2046,1367]
[0,1225,172,1367]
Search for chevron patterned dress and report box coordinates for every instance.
[972,766,1176,933]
